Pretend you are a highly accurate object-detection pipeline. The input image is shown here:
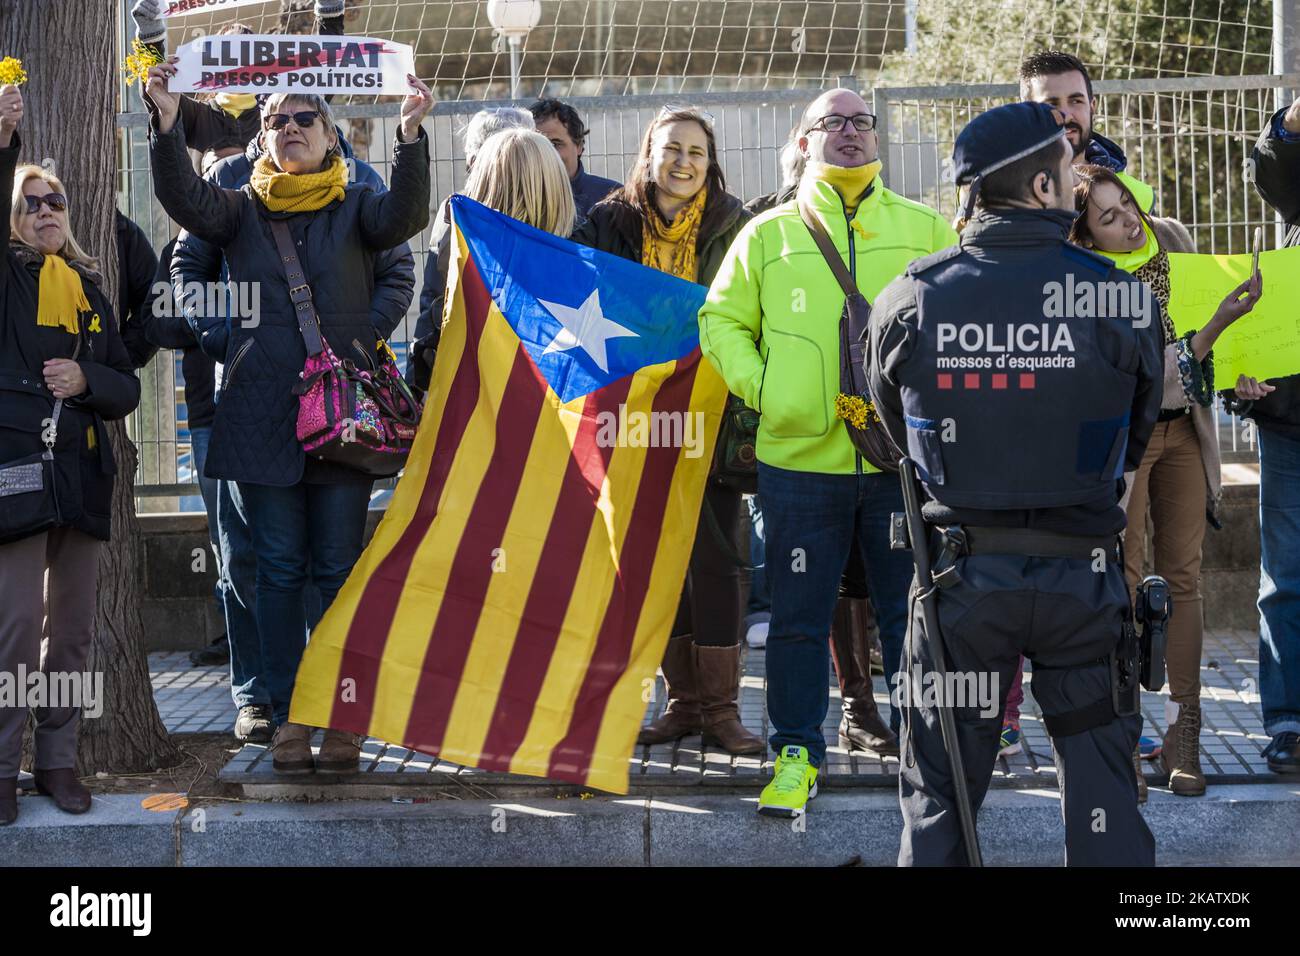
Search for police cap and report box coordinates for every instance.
[952,101,1067,218]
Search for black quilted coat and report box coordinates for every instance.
[147,120,430,487]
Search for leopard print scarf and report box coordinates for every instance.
[1133,249,1178,346]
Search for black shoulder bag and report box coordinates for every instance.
[797,199,901,473]
[0,337,81,545]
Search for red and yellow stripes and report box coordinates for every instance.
[290,223,727,794]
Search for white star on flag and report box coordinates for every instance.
[538,288,638,374]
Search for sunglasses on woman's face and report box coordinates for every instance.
[22,193,68,214]
[263,110,320,132]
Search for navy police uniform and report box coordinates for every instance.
[867,103,1165,866]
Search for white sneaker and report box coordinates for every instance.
[745,621,769,648]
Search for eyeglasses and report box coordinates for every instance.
[658,105,716,128]
[263,110,320,132]
[22,193,67,214]
[808,113,877,134]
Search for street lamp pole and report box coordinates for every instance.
[486,0,542,100]
[510,35,523,99]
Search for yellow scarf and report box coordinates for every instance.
[216,92,257,118]
[36,254,91,334]
[1096,218,1160,273]
[816,160,883,215]
[249,154,348,214]
[642,186,708,282]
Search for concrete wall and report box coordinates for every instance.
[137,510,386,653]
[1198,467,1264,632]
[138,475,1265,653]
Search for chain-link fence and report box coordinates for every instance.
[128,0,1278,98]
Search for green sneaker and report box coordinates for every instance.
[758,745,819,818]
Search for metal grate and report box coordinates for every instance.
[185,628,1277,796]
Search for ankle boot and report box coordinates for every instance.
[0,777,16,826]
[638,634,702,744]
[694,644,764,755]
[271,722,314,774]
[316,728,365,774]
[33,768,92,814]
[1162,699,1206,796]
[1133,744,1148,804]
[830,596,899,757]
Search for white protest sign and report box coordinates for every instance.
[169,34,416,95]
[160,0,273,18]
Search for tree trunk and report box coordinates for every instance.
[2,0,180,774]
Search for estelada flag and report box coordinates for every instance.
[289,196,729,793]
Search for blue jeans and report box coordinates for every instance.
[758,462,912,767]
[237,479,372,725]
[190,427,223,616]
[746,494,770,617]
[217,479,267,709]
[1258,428,1300,737]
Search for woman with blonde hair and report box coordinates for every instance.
[464,127,577,237]
[0,85,141,824]
[408,111,540,393]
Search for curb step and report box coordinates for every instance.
[4,784,1297,867]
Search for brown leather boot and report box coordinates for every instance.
[1133,745,1148,804]
[830,596,899,757]
[0,777,16,826]
[694,644,764,754]
[271,722,314,774]
[1162,700,1206,796]
[316,729,365,774]
[638,634,702,744]
[33,768,92,814]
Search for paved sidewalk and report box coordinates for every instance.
[151,627,1277,793]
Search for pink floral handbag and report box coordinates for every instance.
[270,219,422,478]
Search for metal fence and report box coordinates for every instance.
[870,72,1300,466]
[119,73,1291,503]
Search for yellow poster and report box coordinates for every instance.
[1166,246,1300,384]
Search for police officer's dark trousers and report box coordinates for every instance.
[897,543,1155,866]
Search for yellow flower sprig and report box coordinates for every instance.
[834,393,882,431]
[121,38,163,86]
[0,57,27,86]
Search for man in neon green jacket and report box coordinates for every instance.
[699,88,958,818]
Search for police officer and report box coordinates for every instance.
[867,102,1164,866]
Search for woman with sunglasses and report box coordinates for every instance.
[574,106,762,755]
[144,64,433,774]
[1071,164,1263,799]
[0,85,141,824]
